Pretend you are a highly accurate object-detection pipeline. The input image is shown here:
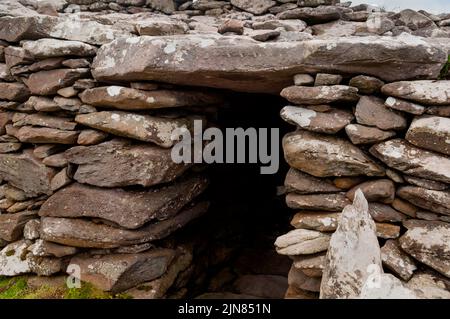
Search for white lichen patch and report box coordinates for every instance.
[106,86,123,97]
[385,97,396,107]
[0,241,32,276]
[281,106,316,128]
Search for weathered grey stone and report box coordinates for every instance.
[56,87,78,98]
[359,273,418,299]
[65,139,190,187]
[252,19,307,32]
[0,63,13,81]
[281,85,359,105]
[382,81,450,106]
[39,176,208,229]
[384,97,425,115]
[24,96,60,112]
[293,253,325,277]
[125,247,193,299]
[69,249,175,293]
[136,18,189,36]
[0,82,31,102]
[25,57,66,73]
[0,15,133,45]
[40,202,208,248]
[13,113,77,131]
[4,185,28,202]
[345,124,396,145]
[366,12,395,35]
[0,198,14,211]
[248,29,281,42]
[0,150,56,196]
[218,19,245,35]
[53,96,82,112]
[77,129,108,145]
[191,0,228,10]
[79,86,223,110]
[288,266,321,292]
[392,9,436,31]
[293,74,314,86]
[376,223,400,239]
[283,130,385,177]
[33,144,65,159]
[7,199,38,214]
[298,0,339,7]
[62,59,90,69]
[277,6,343,24]
[0,210,37,241]
[397,186,450,216]
[91,34,447,94]
[29,239,77,258]
[368,203,407,223]
[403,176,448,191]
[406,273,450,299]
[16,126,79,144]
[0,240,31,276]
[280,106,353,134]
[0,143,22,153]
[355,96,407,131]
[307,20,368,39]
[320,190,381,299]
[22,39,97,58]
[130,82,159,91]
[147,0,176,14]
[400,220,450,278]
[4,46,34,70]
[346,179,395,203]
[286,193,350,211]
[314,73,343,86]
[28,255,63,277]
[406,115,450,156]
[0,112,12,136]
[381,239,417,281]
[284,168,340,194]
[42,153,68,168]
[291,212,340,232]
[349,75,384,95]
[23,219,40,240]
[370,139,450,184]
[50,168,71,191]
[75,111,197,148]
[275,229,330,256]
[230,0,276,15]
[416,211,440,221]
[23,68,90,96]
[392,198,418,218]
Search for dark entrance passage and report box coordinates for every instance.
[173,93,294,298]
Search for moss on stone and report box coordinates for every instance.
[0,276,132,299]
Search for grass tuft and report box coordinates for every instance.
[439,56,450,79]
[0,276,132,299]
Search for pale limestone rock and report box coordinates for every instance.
[320,190,381,299]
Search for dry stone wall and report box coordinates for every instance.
[0,0,450,298]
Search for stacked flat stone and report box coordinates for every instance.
[0,12,227,298]
[0,0,450,299]
[276,72,450,298]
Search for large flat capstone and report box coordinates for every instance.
[91,34,447,94]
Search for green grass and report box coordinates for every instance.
[0,276,28,299]
[439,56,450,79]
[0,276,132,299]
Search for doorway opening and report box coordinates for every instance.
[172,92,294,298]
